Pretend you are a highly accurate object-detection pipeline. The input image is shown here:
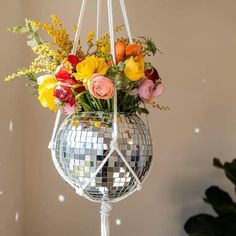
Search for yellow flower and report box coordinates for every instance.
[36,15,73,55]
[124,56,145,81]
[72,120,79,127]
[100,44,110,56]
[37,75,57,112]
[73,56,108,88]
[93,121,101,127]
[87,31,95,45]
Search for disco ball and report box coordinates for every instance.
[52,112,153,202]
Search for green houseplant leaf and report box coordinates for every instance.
[213,158,236,186]
[204,186,236,215]
[184,214,217,236]
[184,158,236,236]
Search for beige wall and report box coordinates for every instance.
[0,0,24,236]
[1,0,236,235]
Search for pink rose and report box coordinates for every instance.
[88,75,114,100]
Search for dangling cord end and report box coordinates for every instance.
[100,201,112,236]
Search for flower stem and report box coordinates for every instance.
[123,82,135,112]
[78,100,91,111]
[111,96,114,112]
[76,91,92,111]
[85,93,93,109]
[90,95,103,111]
[97,99,103,111]
[107,99,111,111]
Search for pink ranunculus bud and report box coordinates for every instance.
[137,78,155,101]
[61,102,76,115]
[88,75,114,100]
[153,83,165,97]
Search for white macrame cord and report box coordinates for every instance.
[96,0,101,40]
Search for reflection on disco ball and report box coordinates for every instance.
[52,112,153,201]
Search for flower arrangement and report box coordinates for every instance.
[5,15,167,115]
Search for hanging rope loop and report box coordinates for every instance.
[50,0,145,207]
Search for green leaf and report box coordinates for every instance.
[204,186,236,215]
[213,158,236,186]
[213,158,224,169]
[185,213,236,236]
[185,158,236,236]
[184,214,217,236]
[136,107,149,115]
[217,214,236,236]
[224,161,236,186]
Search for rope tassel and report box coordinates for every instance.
[100,201,112,236]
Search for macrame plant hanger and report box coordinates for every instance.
[48,1,151,235]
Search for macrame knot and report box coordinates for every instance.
[100,201,112,216]
[110,139,119,150]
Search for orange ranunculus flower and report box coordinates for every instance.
[115,40,126,63]
[134,54,145,61]
[126,44,141,57]
[115,41,143,64]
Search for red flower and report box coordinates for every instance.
[68,97,76,106]
[75,85,86,94]
[145,67,160,81]
[66,78,77,86]
[55,65,71,82]
[53,85,74,102]
[68,55,81,67]
[65,79,85,94]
